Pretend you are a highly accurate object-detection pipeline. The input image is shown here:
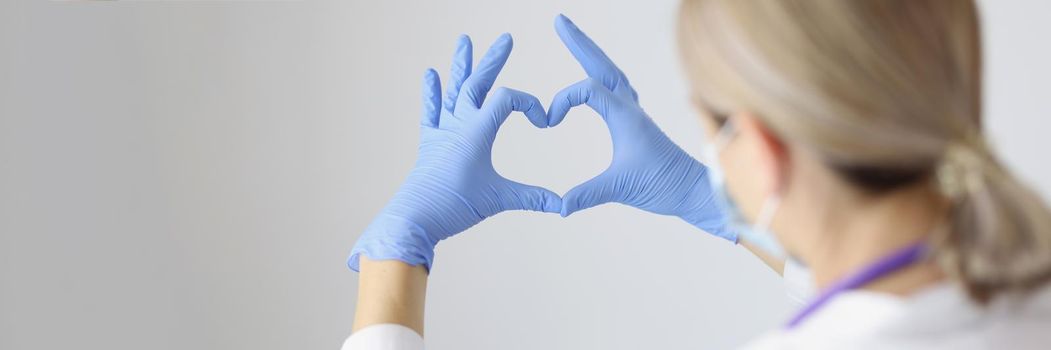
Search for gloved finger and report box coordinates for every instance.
[502,179,563,213]
[547,78,617,127]
[420,68,441,128]
[484,87,548,129]
[443,35,472,114]
[554,14,639,102]
[561,172,618,217]
[455,33,513,111]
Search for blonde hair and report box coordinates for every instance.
[678,0,1051,302]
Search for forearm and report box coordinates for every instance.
[740,239,786,276]
[352,256,429,336]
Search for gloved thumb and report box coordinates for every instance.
[503,181,563,214]
[560,173,617,217]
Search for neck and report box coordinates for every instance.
[805,184,947,295]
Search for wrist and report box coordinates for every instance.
[348,216,437,272]
[677,162,735,241]
[353,256,428,335]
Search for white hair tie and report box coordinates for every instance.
[937,142,986,199]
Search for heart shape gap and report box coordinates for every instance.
[491,108,612,196]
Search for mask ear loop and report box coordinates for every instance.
[753,194,781,232]
[742,195,785,257]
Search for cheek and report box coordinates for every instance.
[721,143,765,222]
[770,160,823,257]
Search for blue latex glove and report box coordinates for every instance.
[547,15,733,241]
[348,34,562,272]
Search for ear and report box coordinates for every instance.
[735,111,790,196]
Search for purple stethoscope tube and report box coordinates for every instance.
[786,242,929,329]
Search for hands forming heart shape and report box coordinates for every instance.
[348,15,732,272]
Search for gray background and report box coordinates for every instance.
[1,1,1049,349]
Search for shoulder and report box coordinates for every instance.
[741,283,1051,350]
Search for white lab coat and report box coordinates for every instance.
[342,262,1051,349]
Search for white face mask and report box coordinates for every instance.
[702,118,817,301]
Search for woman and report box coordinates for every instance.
[344,1,1051,348]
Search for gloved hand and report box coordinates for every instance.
[348,34,562,272]
[547,15,733,241]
